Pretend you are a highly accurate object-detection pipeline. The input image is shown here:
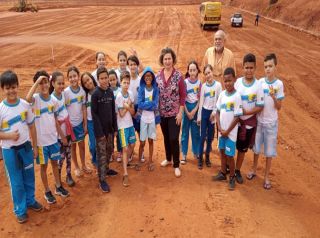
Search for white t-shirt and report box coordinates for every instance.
[216,90,243,142]
[52,92,69,138]
[141,88,155,123]
[185,78,201,104]
[91,69,100,86]
[112,87,121,112]
[32,94,59,146]
[235,77,264,121]
[258,77,285,124]
[0,99,34,149]
[115,91,134,129]
[86,93,92,121]
[197,80,222,122]
[129,76,140,105]
[64,86,86,127]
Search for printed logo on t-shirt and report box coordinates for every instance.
[1,111,28,131]
[145,95,153,102]
[241,94,257,103]
[205,90,215,98]
[221,102,235,111]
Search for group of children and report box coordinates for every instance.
[0,50,284,223]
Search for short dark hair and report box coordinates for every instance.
[0,70,19,89]
[33,70,50,83]
[97,66,109,80]
[224,67,236,78]
[120,70,130,82]
[127,55,140,66]
[264,53,277,65]
[243,53,256,65]
[117,50,127,60]
[159,47,177,66]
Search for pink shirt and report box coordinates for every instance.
[156,68,186,117]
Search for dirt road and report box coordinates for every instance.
[0,3,319,238]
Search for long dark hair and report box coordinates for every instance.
[185,60,200,79]
[49,71,64,95]
[80,72,97,100]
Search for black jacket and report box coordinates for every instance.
[91,87,117,138]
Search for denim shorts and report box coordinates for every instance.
[218,136,236,157]
[253,121,278,157]
[140,120,156,141]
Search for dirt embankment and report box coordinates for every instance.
[228,0,320,34]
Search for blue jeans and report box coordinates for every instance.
[2,141,36,217]
[199,108,215,156]
[181,102,200,156]
[87,120,97,166]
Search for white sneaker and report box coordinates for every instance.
[180,155,187,165]
[175,168,181,177]
[140,154,145,163]
[160,160,172,167]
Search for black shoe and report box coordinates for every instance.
[235,170,244,184]
[106,169,118,177]
[198,157,203,170]
[205,154,212,167]
[99,180,110,193]
[66,174,75,187]
[55,185,70,197]
[28,201,43,212]
[17,214,28,224]
[44,191,56,204]
[212,171,227,181]
[229,176,236,190]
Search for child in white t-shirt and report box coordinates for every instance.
[50,71,75,187]
[115,71,136,187]
[0,70,43,223]
[64,66,91,177]
[213,67,243,191]
[26,70,69,204]
[91,51,106,86]
[247,53,285,190]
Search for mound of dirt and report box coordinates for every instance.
[228,0,320,34]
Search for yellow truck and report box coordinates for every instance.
[200,1,222,30]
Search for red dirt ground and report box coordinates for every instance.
[0,2,319,238]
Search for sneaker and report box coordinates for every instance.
[160,159,172,167]
[66,174,75,187]
[44,191,56,204]
[17,214,28,224]
[123,175,129,187]
[99,180,110,193]
[28,201,43,212]
[180,155,187,165]
[198,157,203,170]
[235,170,244,184]
[229,176,236,190]
[106,169,118,177]
[140,154,145,163]
[174,167,181,177]
[212,171,227,181]
[55,185,70,198]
